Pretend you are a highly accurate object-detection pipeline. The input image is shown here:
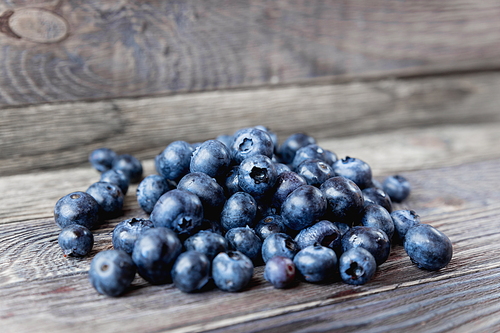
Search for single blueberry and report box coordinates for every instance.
[254,215,287,241]
[136,175,171,214]
[177,172,226,219]
[404,224,453,271]
[270,171,307,212]
[291,144,327,170]
[261,233,299,263]
[216,134,233,149]
[320,176,364,226]
[100,169,129,195]
[362,187,393,213]
[190,139,231,179]
[339,247,377,285]
[293,244,337,283]
[273,162,291,175]
[150,189,204,236]
[212,251,254,292]
[171,251,210,293]
[89,148,117,172]
[264,256,295,289]
[86,181,124,218]
[254,125,279,154]
[54,191,100,230]
[131,227,182,284]
[281,185,327,231]
[323,149,338,167]
[225,227,262,263]
[358,204,395,240]
[58,224,94,257]
[89,250,136,297]
[294,220,341,253]
[112,218,154,254]
[231,128,274,164]
[383,175,411,203]
[155,141,193,182]
[112,154,143,183]
[184,230,228,261]
[341,226,391,266]
[278,133,316,165]
[220,192,257,231]
[238,155,277,198]
[332,156,372,190]
[296,159,334,187]
[391,209,421,243]
[224,166,241,197]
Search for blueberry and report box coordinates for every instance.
[190,139,231,179]
[273,163,291,175]
[296,159,334,187]
[404,224,453,271]
[293,244,337,283]
[383,175,411,203]
[155,141,193,182]
[323,149,338,167]
[89,250,136,297]
[54,191,100,230]
[225,227,262,263]
[100,169,129,195]
[281,185,327,231]
[220,192,257,231]
[278,133,316,164]
[264,256,295,289]
[254,215,287,240]
[112,218,154,254]
[171,251,210,293]
[224,166,241,197]
[177,172,226,219]
[332,156,372,190]
[184,230,228,261]
[362,187,393,213]
[58,224,94,257]
[238,155,277,198]
[294,220,341,253]
[341,226,391,266]
[270,171,307,211]
[261,233,299,263]
[136,175,171,214]
[291,144,327,170]
[320,176,364,226]
[86,182,124,218]
[254,125,279,154]
[339,247,377,285]
[231,128,274,164]
[358,204,395,240]
[150,189,204,236]
[131,227,182,284]
[216,134,233,148]
[112,154,143,183]
[89,148,117,172]
[391,209,421,243]
[212,251,254,292]
[333,222,351,238]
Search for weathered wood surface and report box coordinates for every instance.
[1,157,500,332]
[2,71,500,176]
[1,1,500,106]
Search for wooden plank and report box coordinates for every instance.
[2,71,500,176]
[1,158,500,332]
[0,1,500,106]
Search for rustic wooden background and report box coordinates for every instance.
[1,1,500,332]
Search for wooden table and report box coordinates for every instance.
[2,1,500,332]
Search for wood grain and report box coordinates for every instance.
[1,159,500,332]
[2,71,500,176]
[0,1,500,106]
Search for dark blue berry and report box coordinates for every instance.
[320,176,364,226]
[294,220,341,253]
[89,148,117,172]
[383,175,411,203]
[264,256,295,289]
[171,251,210,293]
[177,172,226,219]
[293,244,337,283]
[184,230,228,261]
[254,125,279,154]
[238,155,277,198]
[323,149,338,167]
[333,222,351,238]
[155,141,193,182]
[225,227,262,263]
[220,192,257,231]
[224,166,241,197]
[150,189,204,236]
[332,156,372,190]
[278,133,316,164]
[100,169,129,195]
[339,247,377,285]
[404,224,453,271]
[231,128,274,164]
[212,251,254,292]
[54,191,100,230]
[270,171,307,211]
[261,233,299,263]
[296,159,334,187]
[363,187,393,213]
[86,182,124,218]
[216,134,233,148]
[273,163,291,175]
[281,185,327,231]
[254,215,287,240]
[89,250,136,297]
[291,144,327,170]
[131,227,182,284]
[58,224,93,257]
[341,226,391,266]
[112,154,143,183]
[190,139,231,178]
[112,218,154,254]
[358,204,395,240]
[136,175,171,214]
[391,210,421,243]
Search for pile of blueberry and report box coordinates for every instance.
[54,126,453,297]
